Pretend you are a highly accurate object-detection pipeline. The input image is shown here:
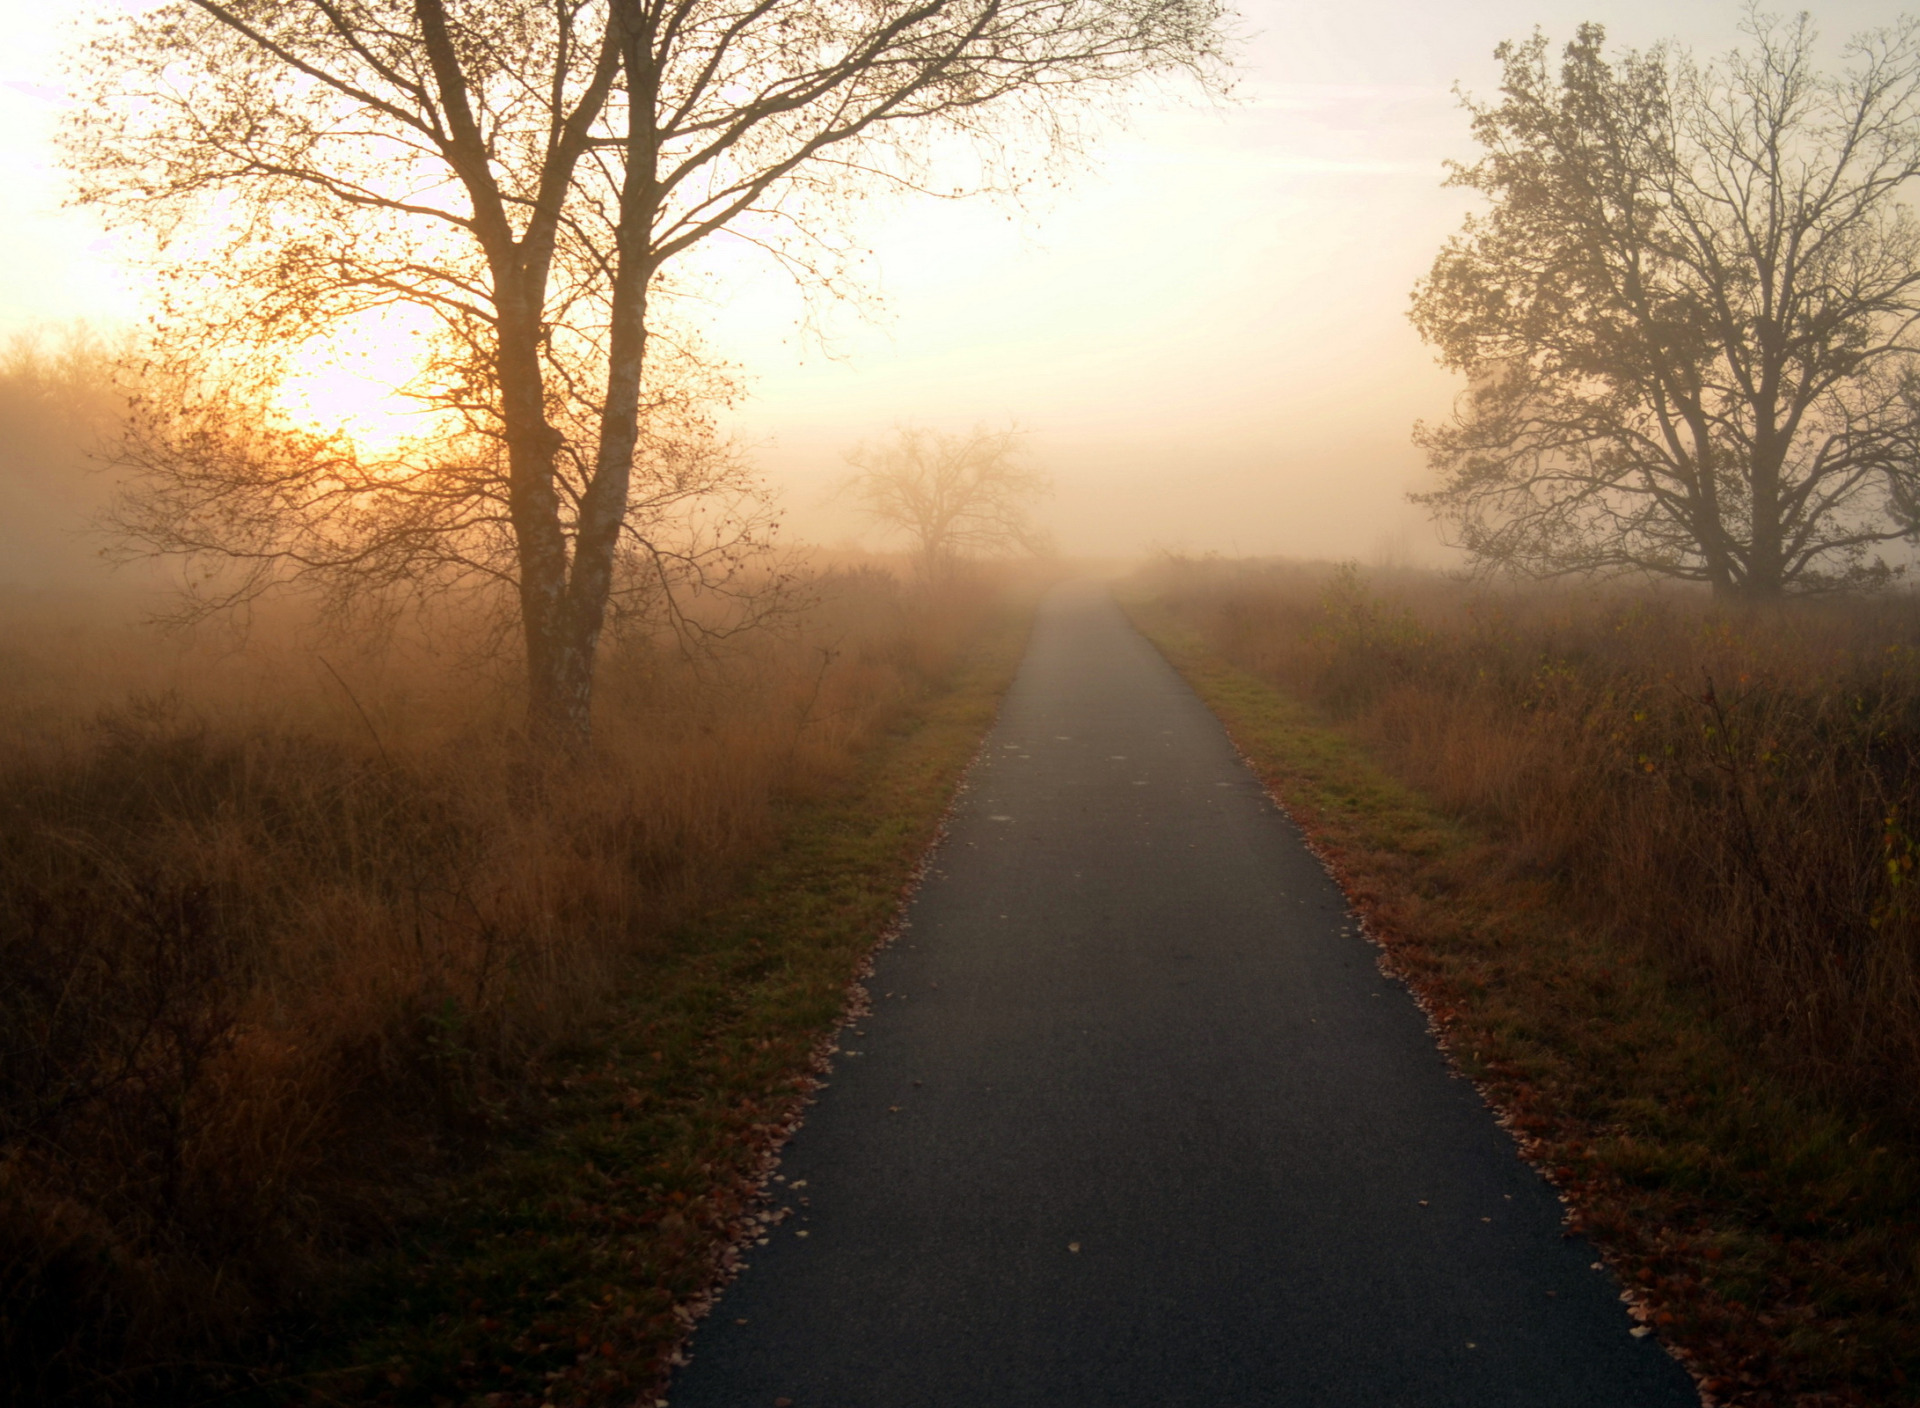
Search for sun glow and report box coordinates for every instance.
[275,308,447,459]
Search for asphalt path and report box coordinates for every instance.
[670,582,1699,1408]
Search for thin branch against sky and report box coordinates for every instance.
[2,0,1916,562]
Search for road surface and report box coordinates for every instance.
[671,582,1698,1408]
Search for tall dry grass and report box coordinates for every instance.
[1144,555,1920,1130]
[0,562,1000,1403]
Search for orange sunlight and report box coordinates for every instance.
[274,307,444,458]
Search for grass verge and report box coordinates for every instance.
[271,603,1033,1408]
[1123,593,1920,1408]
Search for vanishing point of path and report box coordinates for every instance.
[671,583,1699,1408]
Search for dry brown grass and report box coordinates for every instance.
[0,562,1003,1403]
[1132,559,1920,1402]
[1144,555,1920,1130]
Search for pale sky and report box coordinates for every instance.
[2,0,1914,562]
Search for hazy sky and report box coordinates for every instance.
[2,0,1914,561]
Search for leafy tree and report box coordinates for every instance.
[844,424,1051,578]
[68,0,1226,746]
[1411,13,1920,597]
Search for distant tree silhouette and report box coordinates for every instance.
[69,0,1226,748]
[0,330,127,589]
[844,425,1051,579]
[1412,14,1920,597]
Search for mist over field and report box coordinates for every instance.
[12,1,1920,1404]
[0,0,1902,571]
[0,336,120,589]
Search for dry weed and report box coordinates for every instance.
[0,562,997,1403]
[1144,555,1920,1127]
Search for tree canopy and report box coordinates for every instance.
[844,424,1051,577]
[70,0,1227,744]
[1411,13,1920,597]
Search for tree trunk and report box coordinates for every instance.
[551,264,652,752]
[1748,430,1786,599]
[1681,410,1737,596]
[542,28,659,755]
[533,626,599,749]
[496,279,583,750]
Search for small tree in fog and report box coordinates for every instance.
[844,426,1051,579]
[68,0,1227,749]
[1412,15,1920,597]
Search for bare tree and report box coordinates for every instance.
[1411,13,1920,598]
[104,334,764,653]
[67,0,1227,747]
[844,424,1051,578]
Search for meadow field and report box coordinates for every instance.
[1132,555,1920,1403]
[0,563,1025,1404]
